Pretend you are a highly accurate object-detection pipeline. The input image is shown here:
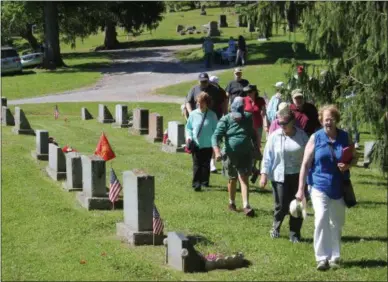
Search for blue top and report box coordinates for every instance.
[266,94,282,124]
[261,127,308,183]
[185,109,218,149]
[308,128,350,199]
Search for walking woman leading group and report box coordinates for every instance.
[184,71,357,271]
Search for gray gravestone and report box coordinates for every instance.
[81,107,93,120]
[165,232,204,272]
[98,104,115,123]
[76,155,121,210]
[236,15,247,27]
[200,5,206,15]
[1,106,15,126]
[129,108,149,135]
[207,21,220,37]
[219,15,228,28]
[146,113,163,143]
[31,130,49,161]
[248,21,255,32]
[116,170,165,245]
[45,144,66,181]
[363,141,376,168]
[112,104,129,128]
[62,152,83,191]
[162,121,185,153]
[12,107,35,135]
[176,25,184,33]
[1,97,7,107]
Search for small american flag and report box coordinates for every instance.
[54,105,59,120]
[153,204,164,235]
[109,168,122,203]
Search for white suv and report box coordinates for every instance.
[1,47,23,75]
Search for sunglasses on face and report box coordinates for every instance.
[277,119,292,126]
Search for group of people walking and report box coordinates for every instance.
[183,68,357,270]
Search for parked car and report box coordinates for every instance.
[1,47,23,75]
[21,52,43,68]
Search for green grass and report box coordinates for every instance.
[1,54,111,100]
[2,102,387,281]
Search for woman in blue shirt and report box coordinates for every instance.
[186,92,218,191]
[260,106,308,243]
[296,105,357,271]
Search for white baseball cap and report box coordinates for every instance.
[209,75,219,84]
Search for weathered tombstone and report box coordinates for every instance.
[129,108,149,135]
[207,21,220,37]
[1,106,15,126]
[165,232,204,272]
[161,121,185,153]
[219,15,228,27]
[247,21,255,32]
[62,152,83,191]
[116,170,165,245]
[112,104,129,128]
[363,141,376,168]
[1,97,7,107]
[45,144,66,181]
[236,15,247,27]
[12,107,35,135]
[200,5,206,15]
[31,130,49,161]
[146,113,163,143]
[176,25,184,33]
[76,155,122,210]
[81,107,93,120]
[180,31,186,36]
[98,104,115,123]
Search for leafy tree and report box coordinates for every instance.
[287,2,388,172]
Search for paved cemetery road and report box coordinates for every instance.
[9,45,232,106]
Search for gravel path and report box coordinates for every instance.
[9,45,232,106]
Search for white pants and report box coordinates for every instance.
[310,188,346,262]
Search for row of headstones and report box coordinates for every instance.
[1,98,243,272]
[84,104,187,153]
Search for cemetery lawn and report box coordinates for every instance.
[2,102,387,281]
[1,53,111,100]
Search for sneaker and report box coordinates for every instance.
[193,185,201,192]
[243,207,255,217]
[210,169,218,174]
[355,142,360,149]
[228,203,237,211]
[270,229,280,239]
[329,258,341,270]
[316,260,329,271]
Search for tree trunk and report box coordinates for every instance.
[43,1,65,69]
[287,1,296,32]
[104,20,119,50]
[20,24,40,51]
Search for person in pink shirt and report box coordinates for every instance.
[269,102,302,134]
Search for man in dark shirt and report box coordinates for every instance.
[185,72,226,119]
[289,89,321,137]
[225,68,250,106]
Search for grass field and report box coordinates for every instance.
[1,102,387,281]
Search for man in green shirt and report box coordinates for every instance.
[212,97,259,217]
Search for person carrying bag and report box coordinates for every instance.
[185,92,218,191]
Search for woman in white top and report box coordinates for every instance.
[260,105,308,243]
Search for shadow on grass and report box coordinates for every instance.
[342,259,387,269]
[246,41,320,65]
[2,70,36,77]
[357,181,387,188]
[342,235,388,243]
[187,234,214,246]
[357,200,387,206]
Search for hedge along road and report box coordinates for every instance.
[8,45,231,105]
